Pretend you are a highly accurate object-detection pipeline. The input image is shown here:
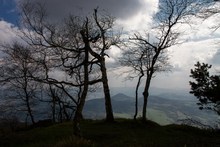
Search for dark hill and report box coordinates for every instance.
[1,119,220,146]
[112,93,133,101]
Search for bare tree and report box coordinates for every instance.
[19,0,120,122]
[120,35,170,120]
[85,9,121,122]
[16,1,120,136]
[120,0,204,121]
[0,43,40,124]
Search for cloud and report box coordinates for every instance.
[18,0,159,66]
[0,20,18,44]
[12,0,220,91]
[151,70,192,90]
[16,0,159,36]
[210,49,220,63]
[16,0,150,20]
[208,46,220,70]
[169,39,218,68]
[0,20,20,58]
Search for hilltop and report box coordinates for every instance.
[1,119,220,146]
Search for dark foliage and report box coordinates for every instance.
[189,61,220,114]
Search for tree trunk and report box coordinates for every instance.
[52,98,56,122]
[62,104,70,120]
[100,58,114,122]
[142,73,152,122]
[23,70,35,125]
[73,40,89,136]
[73,98,85,136]
[49,85,56,123]
[73,83,88,137]
[26,96,35,124]
[24,82,35,125]
[134,74,144,120]
[58,100,63,123]
[142,90,149,122]
[73,84,85,123]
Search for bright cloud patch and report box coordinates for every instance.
[0,20,18,44]
[116,0,159,32]
[170,39,218,69]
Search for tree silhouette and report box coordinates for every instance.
[0,43,40,124]
[120,35,170,120]
[15,0,121,136]
[120,0,203,121]
[189,62,220,114]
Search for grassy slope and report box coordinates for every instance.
[1,119,220,147]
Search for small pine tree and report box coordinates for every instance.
[189,62,220,114]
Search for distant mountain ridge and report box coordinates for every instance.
[0,88,218,127]
[112,93,133,101]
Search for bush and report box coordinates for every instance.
[0,115,24,133]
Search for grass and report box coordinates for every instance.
[0,122,73,147]
[1,119,220,147]
[147,108,172,125]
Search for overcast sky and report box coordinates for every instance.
[0,0,220,94]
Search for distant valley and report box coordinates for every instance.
[0,87,219,128]
[83,92,219,127]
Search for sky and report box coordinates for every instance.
[0,0,18,24]
[0,0,220,94]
